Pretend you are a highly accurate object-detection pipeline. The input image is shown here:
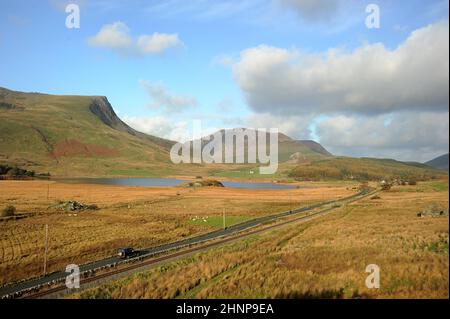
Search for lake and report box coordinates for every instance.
[58,178,299,190]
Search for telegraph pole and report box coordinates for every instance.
[43,224,48,276]
[47,184,50,200]
[223,208,226,230]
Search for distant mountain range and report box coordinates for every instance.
[425,153,449,171]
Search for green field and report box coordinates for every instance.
[290,157,444,181]
[187,215,252,228]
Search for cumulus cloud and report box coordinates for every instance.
[137,33,182,54]
[88,22,132,50]
[140,80,197,113]
[226,21,450,161]
[88,22,182,56]
[231,20,449,116]
[316,111,449,162]
[244,113,313,139]
[121,115,190,142]
[277,0,340,22]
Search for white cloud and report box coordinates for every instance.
[226,21,449,161]
[121,115,190,142]
[137,33,182,54]
[140,80,197,112]
[316,111,449,162]
[88,22,182,56]
[231,20,449,116]
[88,22,132,50]
[244,113,313,139]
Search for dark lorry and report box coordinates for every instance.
[117,247,136,259]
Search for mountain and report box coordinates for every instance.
[191,129,332,163]
[294,140,332,157]
[280,135,332,162]
[0,87,175,176]
[425,153,449,171]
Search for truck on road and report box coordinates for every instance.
[117,247,136,259]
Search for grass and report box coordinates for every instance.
[430,181,449,192]
[109,169,173,177]
[70,180,449,299]
[212,168,289,180]
[394,180,449,193]
[0,180,353,286]
[289,157,446,181]
[187,216,251,228]
[425,237,449,254]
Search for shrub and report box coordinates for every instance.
[1,205,16,217]
[0,164,38,177]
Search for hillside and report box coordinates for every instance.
[289,157,446,181]
[294,140,332,157]
[0,87,176,176]
[192,129,332,164]
[425,153,449,171]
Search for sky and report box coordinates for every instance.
[0,0,449,162]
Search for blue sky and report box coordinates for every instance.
[0,0,448,162]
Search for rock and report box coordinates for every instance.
[180,179,225,188]
[52,201,98,212]
[417,203,449,218]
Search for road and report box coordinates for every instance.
[0,188,375,299]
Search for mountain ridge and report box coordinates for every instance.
[0,87,176,176]
[190,128,332,163]
[425,153,449,171]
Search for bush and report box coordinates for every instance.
[0,164,38,177]
[1,205,16,217]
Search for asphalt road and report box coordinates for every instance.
[0,189,372,298]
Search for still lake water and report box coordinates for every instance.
[59,178,299,190]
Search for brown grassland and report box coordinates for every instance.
[0,180,354,286]
[70,180,449,299]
